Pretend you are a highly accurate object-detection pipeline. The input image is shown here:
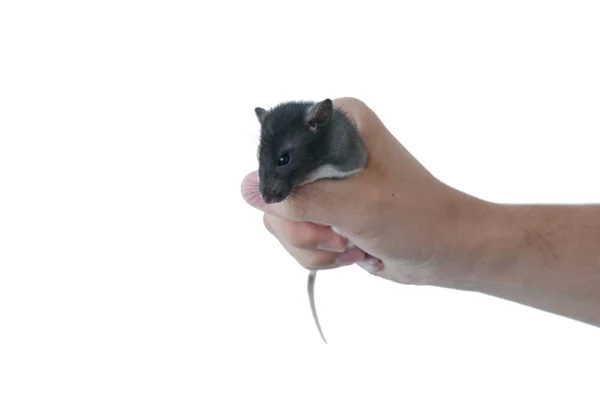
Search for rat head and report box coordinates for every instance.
[255,99,334,203]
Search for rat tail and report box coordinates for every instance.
[307,270,328,344]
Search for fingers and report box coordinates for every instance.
[263,213,366,271]
[264,214,346,252]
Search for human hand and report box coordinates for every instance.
[241,97,488,287]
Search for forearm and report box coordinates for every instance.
[456,201,600,327]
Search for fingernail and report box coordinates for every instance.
[317,238,346,252]
[335,248,365,266]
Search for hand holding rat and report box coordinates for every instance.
[243,97,600,330]
[241,97,486,287]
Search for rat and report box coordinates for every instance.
[254,98,377,343]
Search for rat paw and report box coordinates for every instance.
[357,255,383,274]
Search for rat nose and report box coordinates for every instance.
[261,186,287,204]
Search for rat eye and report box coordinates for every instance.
[277,153,290,166]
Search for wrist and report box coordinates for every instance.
[426,188,505,290]
[418,186,600,326]
[439,197,539,293]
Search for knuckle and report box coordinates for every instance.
[286,223,316,249]
[301,251,334,270]
[349,97,367,108]
[336,96,364,107]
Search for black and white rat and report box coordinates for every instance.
[254,98,372,343]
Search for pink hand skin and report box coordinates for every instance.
[242,97,600,329]
[242,169,381,273]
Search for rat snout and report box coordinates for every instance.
[260,180,291,204]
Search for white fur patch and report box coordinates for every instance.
[300,164,362,186]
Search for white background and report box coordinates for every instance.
[1,1,599,399]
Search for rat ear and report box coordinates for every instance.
[255,107,268,124]
[305,99,333,130]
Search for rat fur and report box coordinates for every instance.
[254,98,369,343]
[255,99,366,203]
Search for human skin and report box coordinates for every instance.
[240,97,600,328]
